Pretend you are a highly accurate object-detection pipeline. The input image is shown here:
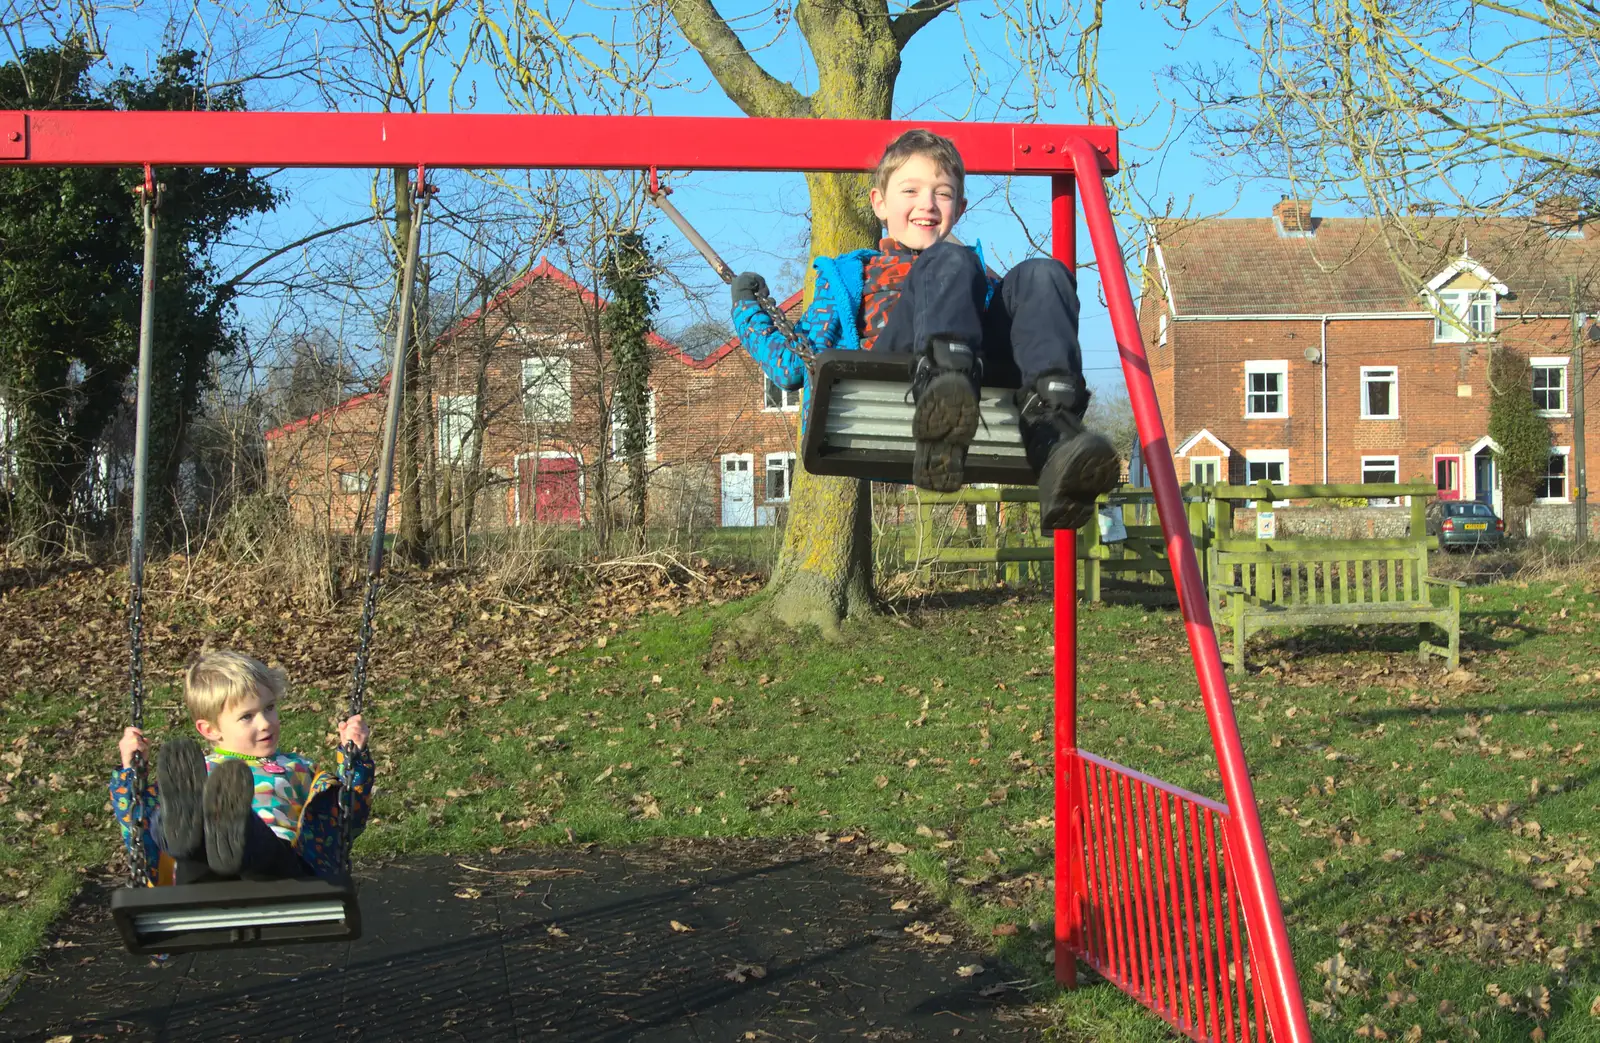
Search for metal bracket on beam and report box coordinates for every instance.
[1012,128,1115,174]
[0,112,24,159]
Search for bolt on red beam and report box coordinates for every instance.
[1062,134,1312,1043]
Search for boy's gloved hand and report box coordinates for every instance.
[731,271,769,306]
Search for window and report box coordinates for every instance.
[1531,358,1568,416]
[763,376,799,412]
[1158,313,1168,347]
[610,390,657,460]
[1243,361,1288,418]
[765,453,796,501]
[1189,457,1220,486]
[1243,449,1288,485]
[522,356,572,422]
[1360,367,1398,419]
[437,394,478,463]
[1361,456,1399,485]
[1538,447,1571,502]
[1434,290,1495,341]
[339,471,372,494]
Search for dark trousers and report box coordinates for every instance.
[166,813,316,885]
[873,241,1087,413]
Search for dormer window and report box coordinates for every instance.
[1433,290,1495,342]
[1425,255,1506,343]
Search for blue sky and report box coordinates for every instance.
[64,2,1298,398]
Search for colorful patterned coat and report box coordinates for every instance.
[109,745,375,884]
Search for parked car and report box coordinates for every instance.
[1425,500,1505,550]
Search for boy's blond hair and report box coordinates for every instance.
[185,651,287,724]
[873,129,966,200]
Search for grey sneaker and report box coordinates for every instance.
[910,339,981,492]
[155,738,206,859]
[203,759,255,878]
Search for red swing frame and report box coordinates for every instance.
[2,110,1311,1042]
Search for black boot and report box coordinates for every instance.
[1017,376,1121,531]
[910,338,982,492]
[239,813,314,881]
[203,759,255,878]
[155,738,206,860]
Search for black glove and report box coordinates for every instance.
[731,271,769,306]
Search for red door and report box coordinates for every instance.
[534,455,580,523]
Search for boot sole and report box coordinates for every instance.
[912,374,979,492]
[204,760,255,878]
[1039,432,1123,531]
[157,739,206,859]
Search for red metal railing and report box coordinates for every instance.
[1069,751,1272,1042]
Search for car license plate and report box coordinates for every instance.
[1465,522,1487,531]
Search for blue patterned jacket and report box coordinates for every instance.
[731,243,998,395]
[109,745,375,884]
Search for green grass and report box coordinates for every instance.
[4,573,1600,1041]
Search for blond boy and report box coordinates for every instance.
[111,651,374,883]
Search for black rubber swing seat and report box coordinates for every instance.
[110,876,361,955]
[801,350,1036,485]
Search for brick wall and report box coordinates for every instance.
[1140,299,1597,508]
[266,266,800,533]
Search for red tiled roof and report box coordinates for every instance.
[1152,215,1600,317]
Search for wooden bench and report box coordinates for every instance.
[1207,533,1461,673]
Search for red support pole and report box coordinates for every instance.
[1051,171,1082,988]
[1062,135,1312,1042]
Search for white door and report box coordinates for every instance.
[721,454,754,526]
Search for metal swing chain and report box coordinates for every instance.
[339,169,432,876]
[125,172,161,888]
[645,173,807,359]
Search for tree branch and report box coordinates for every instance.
[216,215,378,296]
[891,0,956,50]
[664,0,809,118]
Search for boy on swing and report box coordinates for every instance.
[731,129,1121,530]
[111,651,375,884]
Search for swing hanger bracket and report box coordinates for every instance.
[647,165,668,199]
[0,112,23,159]
[411,163,438,198]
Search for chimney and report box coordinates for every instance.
[1273,195,1314,233]
[1535,193,1583,236]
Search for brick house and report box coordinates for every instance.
[1138,199,1598,535]
[265,258,805,532]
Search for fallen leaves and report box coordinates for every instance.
[669,919,695,933]
[724,963,766,983]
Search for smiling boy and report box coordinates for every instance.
[731,129,1121,530]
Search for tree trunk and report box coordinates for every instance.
[391,170,430,566]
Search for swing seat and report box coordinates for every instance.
[801,350,1036,484]
[111,874,360,955]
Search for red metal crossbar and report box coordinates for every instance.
[0,111,1308,1041]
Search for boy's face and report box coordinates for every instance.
[196,686,280,757]
[870,153,965,251]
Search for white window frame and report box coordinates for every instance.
[1243,361,1288,419]
[1360,455,1402,505]
[436,394,478,464]
[1158,313,1168,347]
[1530,357,1569,417]
[1537,446,1572,503]
[1189,456,1221,486]
[339,471,372,494]
[1243,448,1289,491]
[521,356,572,423]
[765,452,796,502]
[1359,366,1399,420]
[610,389,658,461]
[763,376,800,412]
[1433,290,1495,342]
